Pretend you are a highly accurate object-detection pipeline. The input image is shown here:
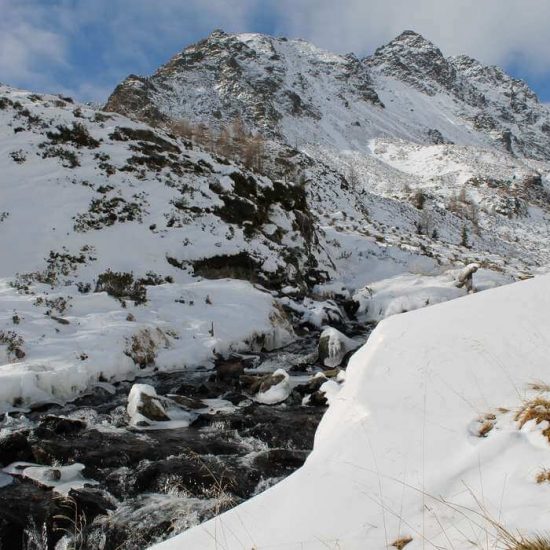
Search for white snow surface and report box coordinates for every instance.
[0,85,301,411]
[3,462,97,496]
[152,274,550,549]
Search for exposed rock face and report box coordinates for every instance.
[105,30,383,137]
[366,30,458,95]
[106,29,550,161]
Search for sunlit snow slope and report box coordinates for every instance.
[154,274,550,549]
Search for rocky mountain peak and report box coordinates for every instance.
[104,29,550,161]
[365,30,456,95]
[105,29,383,138]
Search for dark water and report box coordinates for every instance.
[0,325,370,550]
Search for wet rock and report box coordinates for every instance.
[35,415,86,437]
[0,431,33,467]
[321,367,343,379]
[0,480,71,550]
[215,358,244,384]
[68,487,116,522]
[197,403,322,450]
[307,390,329,407]
[167,394,204,410]
[221,391,250,406]
[31,426,245,476]
[133,454,258,499]
[174,382,213,399]
[294,373,328,396]
[252,449,309,477]
[239,374,263,394]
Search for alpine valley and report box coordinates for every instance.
[2,29,550,550]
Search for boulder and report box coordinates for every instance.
[127,384,170,425]
[318,327,359,368]
[455,263,479,293]
[254,369,291,405]
[215,359,244,384]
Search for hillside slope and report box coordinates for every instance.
[5,27,550,410]
[153,274,550,550]
[104,29,550,282]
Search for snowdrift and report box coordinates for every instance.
[153,274,550,549]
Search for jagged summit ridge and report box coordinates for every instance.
[105,29,550,160]
[105,29,384,136]
[365,30,456,95]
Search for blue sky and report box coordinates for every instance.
[3,0,550,104]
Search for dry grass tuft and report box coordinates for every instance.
[500,534,550,550]
[528,382,550,392]
[391,535,413,549]
[536,469,550,484]
[515,398,550,441]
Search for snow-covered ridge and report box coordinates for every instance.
[102,27,550,283]
[106,29,550,160]
[1,85,322,411]
[3,80,550,411]
[153,274,550,549]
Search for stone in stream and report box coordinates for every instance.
[127,384,170,425]
[68,487,117,521]
[167,394,204,409]
[0,431,34,467]
[0,480,72,550]
[214,358,245,384]
[318,326,359,368]
[294,373,329,396]
[239,369,291,405]
[35,415,87,437]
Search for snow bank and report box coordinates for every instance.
[152,274,550,549]
[0,279,294,412]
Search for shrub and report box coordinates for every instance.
[0,331,25,360]
[73,195,145,232]
[33,296,72,315]
[46,122,99,148]
[516,397,550,441]
[95,271,147,305]
[124,328,170,368]
[41,146,80,168]
[412,189,426,209]
[10,150,26,164]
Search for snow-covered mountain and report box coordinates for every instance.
[3,27,550,550]
[106,29,550,159]
[104,29,550,276]
[4,29,550,411]
[105,29,550,286]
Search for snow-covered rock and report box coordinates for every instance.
[318,327,359,368]
[253,368,291,405]
[152,274,550,550]
[127,384,169,425]
[3,462,97,496]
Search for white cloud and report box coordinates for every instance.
[0,0,67,87]
[272,0,550,74]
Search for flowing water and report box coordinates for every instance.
[0,323,371,550]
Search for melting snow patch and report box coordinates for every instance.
[4,462,97,496]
